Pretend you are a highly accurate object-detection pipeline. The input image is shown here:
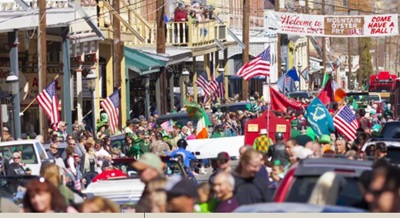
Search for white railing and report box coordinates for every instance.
[0,0,71,11]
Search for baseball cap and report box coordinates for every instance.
[132,153,165,174]
[217,152,229,161]
[165,175,197,199]
[132,118,141,124]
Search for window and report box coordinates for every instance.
[285,176,363,207]
[35,142,47,161]
[0,144,38,164]
[342,0,347,7]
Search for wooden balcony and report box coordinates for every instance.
[98,0,235,54]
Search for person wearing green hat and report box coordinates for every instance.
[290,120,301,138]
[211,125,225,138]
[319,134,333,153]
[149,132,171,156]
[270,159,285,189]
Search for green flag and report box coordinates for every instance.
[321,73,330,88]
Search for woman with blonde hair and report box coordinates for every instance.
[80,196,119,213]
[308,172,346,206]
[40,162,75,205]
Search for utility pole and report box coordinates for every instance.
[275,0,282,78]
[348,8,352,88]
[242,0,250,101]
[38,0,47,139]
[156,0,167,114]
[305,0,310,89]
[384,36,387,70]
[113,0,121,88]
[113,0,122,127]
[322,0,327,74]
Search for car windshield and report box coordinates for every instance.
[380,123,400,138]
[285,176,363,207]
[365,95,380,102]
[387,147,400,165]
[0,144,38,164]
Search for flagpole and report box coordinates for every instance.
[267,76,271,135]
[21,74,60,114]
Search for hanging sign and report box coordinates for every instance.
[265,12,399,37]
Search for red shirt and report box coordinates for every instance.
[174,10,188,21]
[92,169,127,183]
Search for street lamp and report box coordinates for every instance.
[6,71,21,139]
[86,70,97,137]
[142,76,150,120]
[182,68,190,95]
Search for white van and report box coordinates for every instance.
[0,140,48,176]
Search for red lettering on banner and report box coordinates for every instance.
[281,14,313,27]
[369,16,394,34]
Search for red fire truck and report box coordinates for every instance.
[369,71,397,102]
[391,78,400,120]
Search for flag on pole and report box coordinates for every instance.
[36,80,60,128]
[209,74,225,99]
[196,71,211,96]
[333,105,359,141]
[236,46,271,80]
[100,90,120,134]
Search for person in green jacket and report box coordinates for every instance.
[211,125,225,138]
[194,183,218,213]
[290,120,301,138]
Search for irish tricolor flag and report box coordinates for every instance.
[184,97,211,139]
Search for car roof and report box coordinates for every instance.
[294,158,372,177]
[158,112,188,119]
[0,140,40,146]
[220,102,249,107]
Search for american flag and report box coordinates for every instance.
[333,106,359,141]
[160,120,174,132]
[236,46,271,80]
[36,80,60,128]
[100,90,120,134]
[196,71,211,96]
[209,74,225,98]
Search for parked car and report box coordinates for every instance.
[155,112,198,128]
[287,91,312,100]
[362,138,400,165]
[274,158,373,208]
[0,140,48,175]
[218,102,251,113]
[234,202,366,213]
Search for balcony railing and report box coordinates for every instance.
[166,20,227,47]
[0,0,71,11]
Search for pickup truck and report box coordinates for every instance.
[0,140,48,175]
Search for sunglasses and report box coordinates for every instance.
[13,157,20,159]
[50,146,58,150]
[217,159,229,164]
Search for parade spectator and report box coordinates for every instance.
[61,139,77,160]
[149,132,171,156]
[374,142,387,160]
[134,153,166,212]
[212,172,239,212]
[308,172,346,206]
[40,162,75,205]
[170,139,197,170]
[80,196,119,213]
[47,143,60,159]
[173,3,188,43]
[209,152,232,184]
[2,127,14,142]
[75,136,87,160]
[269,160,285,189]
[334,137,348,155]
[22,178,68,213]
[305,141,322,158]
[232,148,272,205]
[81,143,99,187]
[7,152,25,176]
[194,182,217,212]
[165,175,197,212]
[145,178,168,212]
[319,135,333,153]
[352,170,372,210]
[57,121,68,141]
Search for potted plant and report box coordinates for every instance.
[25,167,31,175]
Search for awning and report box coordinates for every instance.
[124,47,166,76]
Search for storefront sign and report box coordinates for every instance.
[21,74,63,107]
[265,12,399,37]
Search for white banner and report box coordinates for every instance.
[187,136,244,159]
[265,12,399,37]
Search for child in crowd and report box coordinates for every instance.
[269,160,285,189]
[194,183,218,213]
